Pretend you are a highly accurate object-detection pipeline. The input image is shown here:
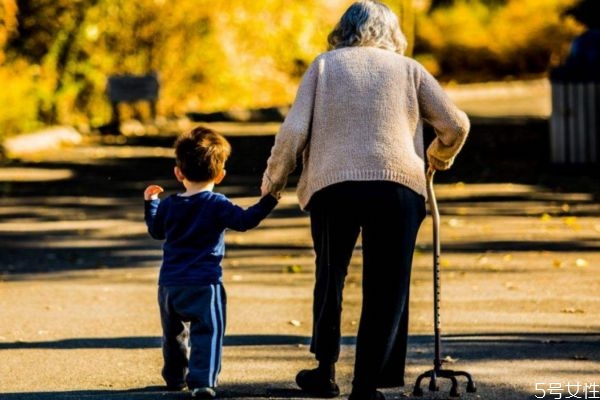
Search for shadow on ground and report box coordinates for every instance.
[0,387,309,400]
[2,333,598,399]
[1,117,599,276]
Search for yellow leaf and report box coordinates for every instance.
[285,264,302,273]
[540,213,552,221]
[562,216,578,226]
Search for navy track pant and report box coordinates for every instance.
[158,284,226,389]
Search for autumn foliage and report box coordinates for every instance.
[0,0,585,139]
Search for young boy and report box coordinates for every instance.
[144,126,278,398]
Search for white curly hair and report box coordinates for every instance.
[327,0,408,55]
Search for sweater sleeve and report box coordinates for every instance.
[417,65,470,170]
[261,59,319,195]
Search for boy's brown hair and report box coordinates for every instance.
[174,126,231,182]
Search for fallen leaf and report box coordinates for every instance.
[540,213,552,221]
[575,258,588,267]
[447,218,463,228]
[285,265,302,273]
[443,355,458,363]
[561,308,585,314]
[563,216,578,226]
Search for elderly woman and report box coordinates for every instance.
[261,1,469,400]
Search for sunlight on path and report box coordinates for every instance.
[445,79,551,117]
[0,167,74,181]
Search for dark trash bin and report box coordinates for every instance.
[549,70,600,164]
[549,0,600,164]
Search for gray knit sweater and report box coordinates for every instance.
[261,46,469,210]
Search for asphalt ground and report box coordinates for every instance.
[1,81,599,400]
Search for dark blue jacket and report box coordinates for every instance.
[145,191,277,286]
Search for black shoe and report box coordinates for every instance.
[296,368,340,398]
[348,390,385,400]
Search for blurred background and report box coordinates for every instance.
[0,0,586,144]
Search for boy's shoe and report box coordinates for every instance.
[191,387,216,399]
[296,368,340,398]
[348,389,385,400]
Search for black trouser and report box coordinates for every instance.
[308,181,426,394]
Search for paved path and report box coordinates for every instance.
[1,123,599,400]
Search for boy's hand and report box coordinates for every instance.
[144,185,164,201]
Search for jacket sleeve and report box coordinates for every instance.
[144,199,165,240]
[417,65,470,170]
[220,194,278,232]
[261,58,319,195]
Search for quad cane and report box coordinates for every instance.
[412,167,476,398]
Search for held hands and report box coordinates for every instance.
[144,185,164,201]
[260,174,283,200]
